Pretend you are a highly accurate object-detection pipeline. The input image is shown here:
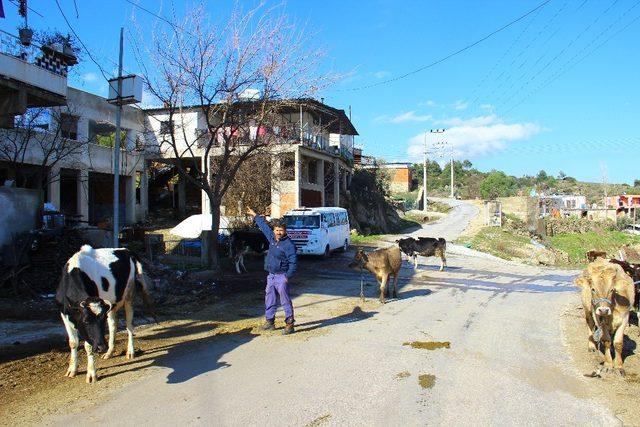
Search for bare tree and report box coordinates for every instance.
[134,3,329,269]
[0,107,89,191]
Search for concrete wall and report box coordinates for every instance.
[0,187,41,248]
[497,196,531,221]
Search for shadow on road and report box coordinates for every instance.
[296,306,377,333]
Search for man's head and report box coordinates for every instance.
[272,219,287,241]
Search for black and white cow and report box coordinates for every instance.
[56,245,153,383]
[396,237,447,271]
[229,230,269,274]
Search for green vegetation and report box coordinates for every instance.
[406,160,640,204]
[458,227,533,261]
[548,232,640,265]
[350,232,384,245]
[479,171,517,199]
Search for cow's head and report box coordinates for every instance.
[395,238,415,256]
[348,249,369,270]
[578,266,620,319]
[78,298,111,353]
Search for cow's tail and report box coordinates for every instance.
[133,258,158,323]
[438,238,446,251]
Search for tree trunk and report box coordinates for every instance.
[208,197,222,271]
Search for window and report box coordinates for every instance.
[160,120,173,135]
[135,171,142,204]
[283,215,320,229]
[308,160,318,184]
[60,114,79,140]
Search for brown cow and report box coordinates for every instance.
[348,246,402,303]
[608,258,640,311]
[574,258,635,376]
[586,250,607,262]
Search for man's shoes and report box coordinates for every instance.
[283,323,295,335]
[261,320,275,331]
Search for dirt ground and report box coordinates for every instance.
[562,301,640,425]
[0,253,373,426]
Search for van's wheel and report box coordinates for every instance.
[339,239,348,253]
[323,245,331,259]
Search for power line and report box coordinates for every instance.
[54,0,114,84]
[336,0,553,92]
[501,0,640,114]
[494,0,621,113]
[466,2,546,114]
[477,0,571,110]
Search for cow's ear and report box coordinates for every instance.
[79,300,87,309]
[574,276,590,288]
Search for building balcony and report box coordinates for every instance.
[0,32,69,127]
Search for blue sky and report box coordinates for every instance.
[2,0,639,183]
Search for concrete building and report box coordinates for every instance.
[144,99,358,218]
[0,88,148,226]
[379,162,413,193]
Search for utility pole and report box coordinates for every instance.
[450,145,455,199]
[112,27,124,247]
[422,131,427,212]
[428,129,446,210]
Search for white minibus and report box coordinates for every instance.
[283,207,350,256]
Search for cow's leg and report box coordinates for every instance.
[84,341,97,384]
[413,254,418,269]
[61,313,79,378]
[102,309,118,360]
[601,337,614,373]
[379,275,387,304]
[124,300,135,360]
[613,315,629,376]
[240,253,247,273]
[235,255,242,274]
[439,250,447,271]
[585,313,598,352]
[392,271,399,298]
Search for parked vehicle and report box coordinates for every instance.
[623,224,640,235]
[283,207,350,256]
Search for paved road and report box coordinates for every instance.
[48,200,617,426]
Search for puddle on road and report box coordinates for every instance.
[418,374,436,389]
[396,371,411,380]
[403,341,450,350]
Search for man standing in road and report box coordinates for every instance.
[246,207,298,334]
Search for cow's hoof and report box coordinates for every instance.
[101,352,113,360]
[86,374,97,384]
[125,352,135,360]
[616,368,626,377]
[65,369,77,378]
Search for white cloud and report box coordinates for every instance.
[480,103,493,112]
[418,100,437,108]
[452,100,469,111]
[376,110,433,124]
[81,72,98,83]
[406,114,541,159]
[373,70,390,79]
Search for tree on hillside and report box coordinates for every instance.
[634,179,640,187]
[536,170,549,182]
[136,4,327,269]
[479,170,517,199]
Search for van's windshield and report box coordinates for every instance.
[284,215,320,229]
